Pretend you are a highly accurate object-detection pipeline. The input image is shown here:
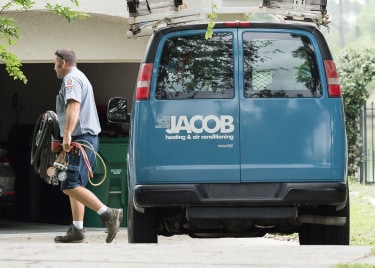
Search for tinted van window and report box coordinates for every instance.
[243,32,322,98]
[156,32,234,100]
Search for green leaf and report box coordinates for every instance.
[0,45,27,84]
[11,0,35,10]
[205,1,217,40]
[45,3,89,23]
[0,16,20,45]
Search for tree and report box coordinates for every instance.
[337,47,375,178]
[353,0,375,47]
[0,0,88,84]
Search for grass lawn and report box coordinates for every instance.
[334,182,375,268]
[349,181,375,246]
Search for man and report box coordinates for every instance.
[53,49,123,243]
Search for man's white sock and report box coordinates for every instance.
[73,221,84,229]
[97,205,108,215]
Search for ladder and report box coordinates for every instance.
[126,0,330,38]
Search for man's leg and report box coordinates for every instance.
[70,196,85,229]
[56,186,123,243]
[55,187,93,243]
[70,196,85,221]
[54,195,87,243]
[64,186,103,212]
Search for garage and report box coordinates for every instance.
[0,6,148,223]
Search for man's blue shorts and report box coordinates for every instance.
[60,134,99,190]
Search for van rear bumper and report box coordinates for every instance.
[133,182,348,207]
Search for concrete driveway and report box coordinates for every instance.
[0,219,374,267]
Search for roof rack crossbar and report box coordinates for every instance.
[126,0,330,38]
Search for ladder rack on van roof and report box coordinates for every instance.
[126,0,330,38]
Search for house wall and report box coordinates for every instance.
[7,11,149,63]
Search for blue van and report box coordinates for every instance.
[108,20,349,245]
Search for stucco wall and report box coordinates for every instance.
[6,11,149,62]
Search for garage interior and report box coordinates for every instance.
[0,0,154,224]
[0,62,139,224]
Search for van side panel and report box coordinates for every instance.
[128,101,150,185]
[329,98,348,182]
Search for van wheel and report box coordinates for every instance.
[127,199,158,243]
[298,200,350,245]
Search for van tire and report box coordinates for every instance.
[127,198,158,243]
[298,200,350,245]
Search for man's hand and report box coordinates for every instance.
[62,135,72,152]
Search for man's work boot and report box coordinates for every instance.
[54,225,85,243]
[99,208,123,243]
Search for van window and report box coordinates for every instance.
[243,32,322,98]
[156,33,234,100]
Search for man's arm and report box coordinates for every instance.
[62,99,81,152]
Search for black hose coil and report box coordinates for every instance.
[30,111,60,184]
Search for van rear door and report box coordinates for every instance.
[238,29,333,183]
[148,29,241,184]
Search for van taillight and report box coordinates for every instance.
[324,60,341,97]
[136,63,153,100]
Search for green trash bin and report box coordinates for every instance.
[84,137,128,227]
